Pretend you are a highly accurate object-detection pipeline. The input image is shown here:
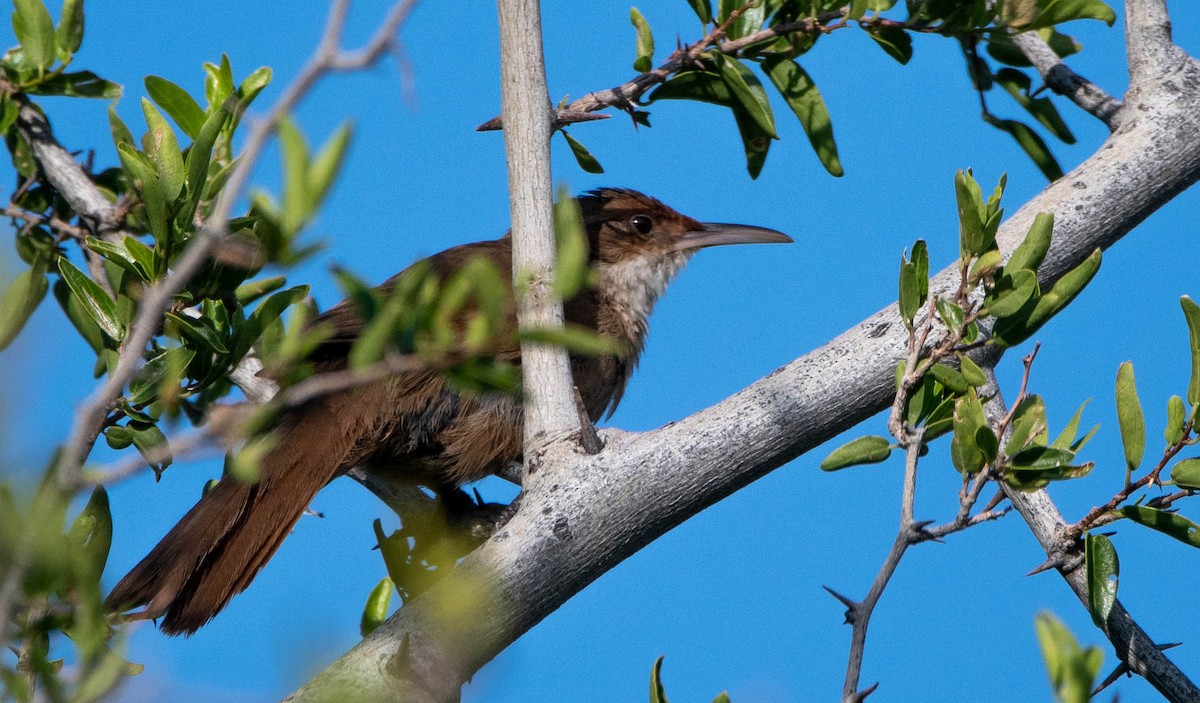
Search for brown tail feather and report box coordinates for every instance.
[105,402,355,635]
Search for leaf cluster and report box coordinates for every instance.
[824,170,1102,488]
[558,0,1113,179]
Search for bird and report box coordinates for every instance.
[105,188,791,635]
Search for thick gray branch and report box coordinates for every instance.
[288,28,1200,703]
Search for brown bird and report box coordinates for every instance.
[105,188,790,635]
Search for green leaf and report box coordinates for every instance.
[983,269,1038,318]
[714,54,777,138]
[630,7,655,72]
[1120,505,1200,548]
[731,106,772,179]
[647,70,734,107]
[0,267,49,350]
[84,236,147,281]
[1007,212,1053,274]
[1049,398,1091,449]
[203,54,235,109]
[56,0,85,55]
[968,248,1002,283]
[865,24,913,64]
[104,425,133,450]
[650,655,669,703]
[936,298,964,332]
[951,390,988,474]
[118,146,168,247]
[166,311,229,354]
[141,98,186,202]
[898,258,920,324]
[278,118,310,234]
[685,0,711,24]
[1027,0,1116,30]
[984,115,1064,181]
[309,122,353,206]
[145,76,206,139]
[179,104,230,226]
[958,353,987,387]
[1084,532,1118,628]
[719,0,764,39]
[1114,361,1144,474]
[930,362,970,395]
[992,249,1101,347]
[821,435,892,471]
[128,421,172,473]
[68,486,112,577]
[760,56,842,176]
[553,188,591,299]
[561,130,604,174]
[359,576,394,637]
[30,71,121,98]
[1165,395,1186,446]
[108,104,134,149]
[1182,296,1200,407]
[127,347,195,405]
[235,275,287,305]
[994,68,1075,144]
[1034,612,1104,703]
[955,170,986,258]
[1170,457,1200,490]
[13,0,57,72]
[711,693,731,703]
[1006,394,1047,455]
[911,240,928,300]
[57,257,123,340]
[520,324,623,356]
[238,65,273,105]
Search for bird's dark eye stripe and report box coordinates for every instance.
[630,214,653,234]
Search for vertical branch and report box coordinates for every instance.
[496,0,581,456]
[1125,0,1180,84]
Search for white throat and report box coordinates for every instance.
[598,251,692,341]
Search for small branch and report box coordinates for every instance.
[1010,31,1122,130]
[477,8,845,131]
[1063,418,1194,541]
[6,91,123,238]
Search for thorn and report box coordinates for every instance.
[1026,558,1058,577]
[851,682,880,702]
[822,585,860,624]
[303,508,325,518]
[1092,661,1130,696]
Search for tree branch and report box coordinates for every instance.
[1011,30,1123,129]
[497,0,580,453]
[1125,0,1181,85]
[288,31,1200,703]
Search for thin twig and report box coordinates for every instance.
[1063,418,1194,542]
[477,7,846,131]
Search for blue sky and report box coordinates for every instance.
[4,1,1200,701]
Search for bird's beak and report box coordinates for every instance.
[674,223,793,252]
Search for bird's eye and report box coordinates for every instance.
[630,214,653,234]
